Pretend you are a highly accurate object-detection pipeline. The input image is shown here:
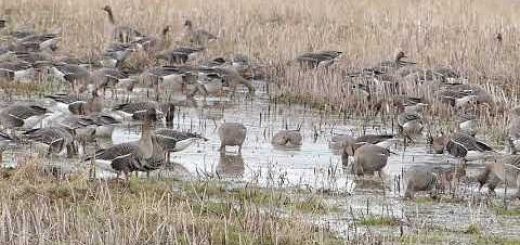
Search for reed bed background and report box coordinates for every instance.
[3,0,520,137]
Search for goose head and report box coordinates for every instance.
[395,51,406,62]
[183,20,193,30]
[102,5,112,13]
[162,25,171,36]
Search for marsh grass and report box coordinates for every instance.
[492,205,520,217]
[0,161,343,244]
[358,216,400,227]
[1,0,517,136]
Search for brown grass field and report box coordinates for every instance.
[5,0,520,132]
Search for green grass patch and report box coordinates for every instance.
[359,216,400,227]
[476,236,520,245]
[464,224,482,235]
[400,232,450,245]
[492,205,520,217]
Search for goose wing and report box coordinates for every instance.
[91,142,139,161]
[356,134,393,144]
[113,102,154,114]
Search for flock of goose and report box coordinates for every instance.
[0,6,519,201]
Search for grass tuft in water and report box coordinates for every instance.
[359,216,400,227]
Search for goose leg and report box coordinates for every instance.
[167,151,171,166]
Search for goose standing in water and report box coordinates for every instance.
[86,108,166,179]
[272,129,302,147]
[219,122,247,154]
[404,165,467,199]
[90,67,137,99]
[477,155,520,198]
[340,134,394,166]
[352,143,391,177]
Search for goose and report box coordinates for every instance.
[13,33,60,52]
[24,127,77,158]
[46,89,103,115]
[404,165,467,199]
[89,113,121,138]
[397,112,424,141]
[0,48,15,62]
[112,101,175,124]
[46,113,119,140]
[272,129,302,147]
[0,104,49,129]
[457,113,478,137]
[86,108,166,179]
[296,51,342,68]
[231,54,265,79]
[348,51,415,77]
[154,129,208,163]
[156,47,204,65]
[142,65,188,94]
[352,143,391,177]
[477,155,520,198]
[183,20,217,46]
[340,134,394,165]
[202,57,227,68]
[46,62,91,94]
[0,61,36,81]
[102,42,137,67]
[219,122,247,154]
[102,5,144,43]
[155,129,208,152]
[401,101,428,114]
[329,134,354,153]
[429,132,493,160]
[90,67,137,99]
[436,83,493,108]
[210,65,256,96]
